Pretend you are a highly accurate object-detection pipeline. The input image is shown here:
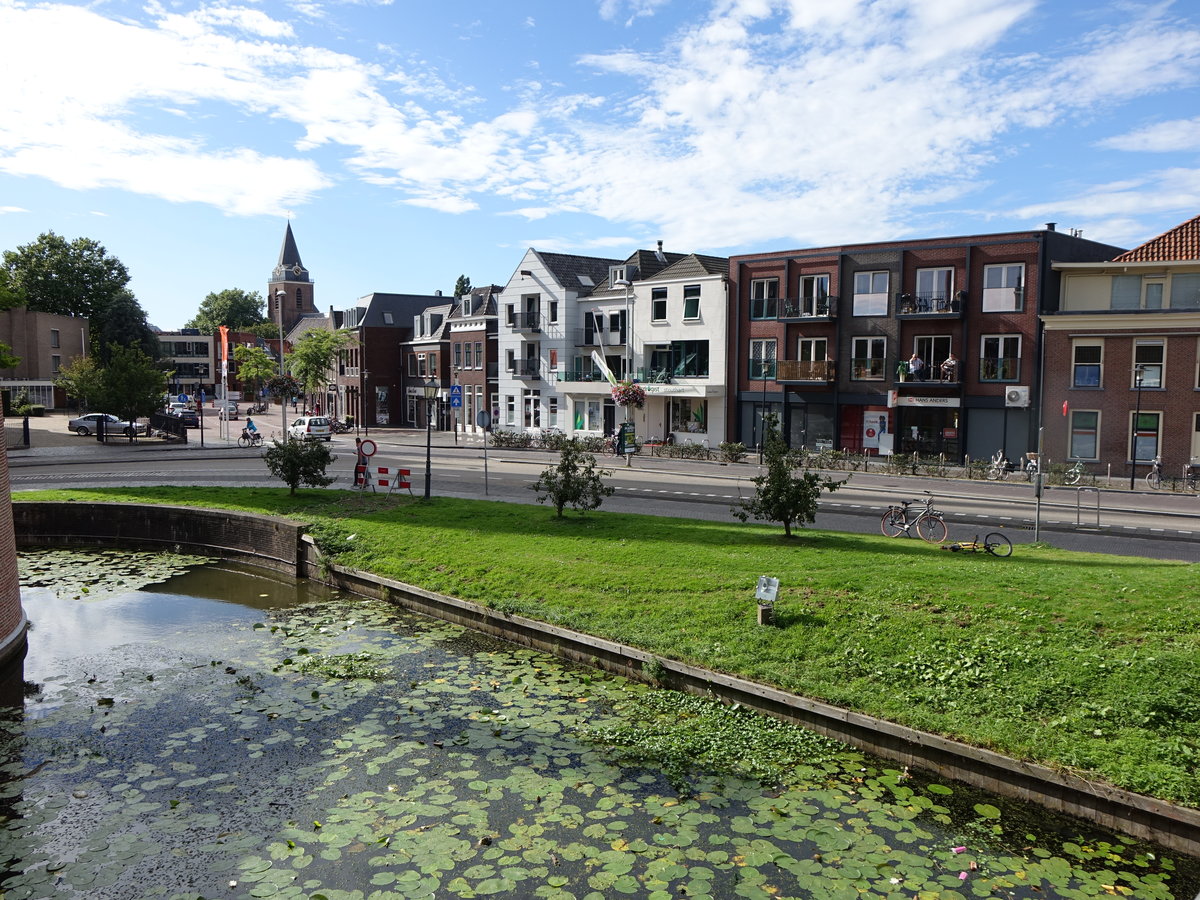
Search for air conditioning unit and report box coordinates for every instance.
[1005,386,1031,408]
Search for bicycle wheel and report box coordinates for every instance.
[1145,471,1162,490]
[880,510,906,537]
[983,532,1013,557]
[238,435,250,448]
[985,466,1001,481]
[1064,469,1081,485]
[917,515,947,543]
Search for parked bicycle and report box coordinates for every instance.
[1021,452,1039,482]
[1145,456,1164,490]
[940,532,1013,557]
[238,428,264,449]
[1187,467,1199,493]
[985,450,1013,481]
[880,492,947,542]
[1061,460,1085,485]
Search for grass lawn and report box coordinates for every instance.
[17,486,1200,808]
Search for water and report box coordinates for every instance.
[1,550,1196,899]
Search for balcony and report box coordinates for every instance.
[575,328,626,347]
[896,291,964,318]
[979,356,1021,383]
[558,369,606,383]
[776,360,835,383]
[779,295,837,321]
[850,357,887,381]
[510,311,541,334]
[511,360,541,379]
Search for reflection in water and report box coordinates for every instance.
[0,553,1195,899]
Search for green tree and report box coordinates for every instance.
[185,288,266,332]
[288,329,355,406]
[54,355,105,410]
[529,438,615,517]
[263,438,336,494]
[234,345,278,399]
[92,289,159,363]
[93,344,168,442]
[452,274,472,298]
[733,414,843,536]
[2,231,130,320]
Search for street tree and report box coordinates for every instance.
[289,329,355,408]
[263,439,336,494]
[94,344,168,442]
[234,345,277,401]
[733,414,843,537]
[186,289,266,332]
[529,439,615,517]
[1,231,130,320]
[53,355,105,410]
[452,275,472,298]
[92,289,159,363]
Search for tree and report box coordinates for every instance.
[529,439,615,517]
[234,345,278,400]
[289,329,355,407]
[54,355,105,410]
[185,288,266,332]
[93,344,168,442]
[452,275,472,298]
[1,231,130,320]
[263,439,336,494]
[92,289,159,363]
[733,414,843,537]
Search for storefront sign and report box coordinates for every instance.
[895,395,961,408]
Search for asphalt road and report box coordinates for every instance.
[9,413,1200,562]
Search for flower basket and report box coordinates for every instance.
[611,381,646,408]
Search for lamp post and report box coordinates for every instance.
[275,290,288,441]
[1128,364,1146,490]
[423,381,437,500]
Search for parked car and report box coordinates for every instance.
[167,407,200,427]
[166,401,192,416]
[164,397,196,411]
[68,413,148,437]
[212,400,239,419]
[288,415,332,441]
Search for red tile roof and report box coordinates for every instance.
[1113,213,1200,262]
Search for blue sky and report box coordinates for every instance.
[1,0,1199,330]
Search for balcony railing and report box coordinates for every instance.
[776,360,835,382]
[510,360,541,379]
[575,328,627,347]
[779,295,837,320]
[979,356,1020,382]
[896,291,965,315]
[509,311,541,333]
[559,369,605,382]
[850,357,887,381]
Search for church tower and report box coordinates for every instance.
[268,222,317,333]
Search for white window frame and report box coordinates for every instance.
[800,274,830,316]
[915,267,953,309]
[750,279,779,319]
[1069,410,1100,461]
[1133,340,1164,388]
[1129,410,1161,463]
[851,336,887,380]
[982,264,1024,312]
[749,338,776,379]
[852,271,888,316]
[914,335,952,369]
[1192,411,1200,463]
[1072,340,1103,388]
[798,337,828,362]
[683,284,701,320]
[979,334,1021,382]
[651,287,668,322]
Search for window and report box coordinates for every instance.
[51,354,61,374]
[407,354,417,377]
[475,341,483,368]
[852,271,888,316]
[914,335,951,370]
[669,398,707,434]
[1112,275,1165,310]
[683,285,701,320]
[980,335,1020,381]
[1133,341,1163,388]
[1170,274,1200,309]
[750,279,779,319]
[1130,411,1161,462]
[549,300,558,324]
[295,289,302,309]
[609,266,627,285]
[982,264,1024,312]
[669,340,709,377]
[916,268,953,309]
[749,339,776,379]
[1072,341,1102,387]
[50,329,60,349]
[464,342,473,368]
[651,287,668,322]
[548,396,558,428]
[796,338,829,380]
[1069,410,1099,460]
[1192,412,1200,463]
[574,398,603,431]
[453,343,462,368]
[382,312,394,325]
[505,349,516,372]
[800,275,830,316]
[851,336,886,380]
[523,389,541,428]
[505,395,516,426]
[506,304,515,326]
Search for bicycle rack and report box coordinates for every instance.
[1074,487,1101,530]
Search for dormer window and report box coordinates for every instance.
[610,266,627,285]
[383,312,394,325]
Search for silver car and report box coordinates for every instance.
[68,413,148,437]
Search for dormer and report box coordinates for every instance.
[609,264,638,286]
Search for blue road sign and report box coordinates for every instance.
[449,384,463,408]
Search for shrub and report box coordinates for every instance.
[263,438,337,494]
[718,441,747,464]
[529,438,615,517]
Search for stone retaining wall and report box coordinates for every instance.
[16,500,1200,858]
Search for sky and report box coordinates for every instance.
[1,0,1199,331]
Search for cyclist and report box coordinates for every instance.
[245,416,258,436]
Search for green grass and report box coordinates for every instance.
[17,487,1200,807]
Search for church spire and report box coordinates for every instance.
[268,222,316,333]
[272,222,309,283]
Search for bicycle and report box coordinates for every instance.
[1062,460,1085,485]
[1021,452,1040,482]
[880,492,947,543]
[940,532,1013,557]
[1145,456,1163,490]
[238,429,264,449]
[1186,467,1199,493]
[985,450,1012,481]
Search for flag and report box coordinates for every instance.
[1062,400,1069,416]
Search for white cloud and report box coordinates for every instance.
[1099,118,1200,152]
[0,206,27,215]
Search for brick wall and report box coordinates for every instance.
[0,408,26,672]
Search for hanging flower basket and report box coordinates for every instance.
[266,374,303,400]
[612,381,646,408]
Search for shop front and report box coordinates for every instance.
[893,395,961,460]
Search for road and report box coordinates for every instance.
[9,426,1200,562]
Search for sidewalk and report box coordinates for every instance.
[4,411,245,462]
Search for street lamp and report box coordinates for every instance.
[275,290,288,441]
[1129,363,1146,490]
[423,381,438,500]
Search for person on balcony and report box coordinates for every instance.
[940,353,958,382]
[908,352,926,381]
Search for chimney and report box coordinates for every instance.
[655,240,666,263]
[1045,222,1056,231]
[435,290,442,296]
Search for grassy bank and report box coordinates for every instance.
[17,487,1200,808]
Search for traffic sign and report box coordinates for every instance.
[449,384,463,409]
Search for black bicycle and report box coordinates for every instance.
[238,429,264,448]
[880,492,947,543]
